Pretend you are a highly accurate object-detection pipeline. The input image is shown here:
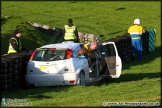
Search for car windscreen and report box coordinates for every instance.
[32,48,67,61]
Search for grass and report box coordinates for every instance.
[1,1,161,107]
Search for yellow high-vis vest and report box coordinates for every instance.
[64,25,76,40]
[8,38,22,54]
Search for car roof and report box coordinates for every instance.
[39,42,83,50]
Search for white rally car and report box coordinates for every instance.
[25,41,122,87]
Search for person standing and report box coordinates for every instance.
[62,19,79,43]
[128,19,145,61]
[7,30,28,54]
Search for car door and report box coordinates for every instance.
[100,42,122,78]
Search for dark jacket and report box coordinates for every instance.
[10,35,27,52]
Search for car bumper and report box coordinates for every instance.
[25,73,79,87]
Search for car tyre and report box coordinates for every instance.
[77,71,86,86]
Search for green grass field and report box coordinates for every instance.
[1,1,161,107]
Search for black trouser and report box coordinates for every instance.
[88,52,97,70]
[88,51,102,72]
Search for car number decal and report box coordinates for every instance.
[40,65,55,70]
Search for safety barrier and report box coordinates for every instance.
[1,52,33,93]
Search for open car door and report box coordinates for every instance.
[100,42,122,78]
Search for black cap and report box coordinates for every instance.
[14,30,21,35]
[68,19,73,23]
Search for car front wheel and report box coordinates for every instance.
[77,71,86,86]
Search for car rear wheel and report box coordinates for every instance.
[77,71,86,86]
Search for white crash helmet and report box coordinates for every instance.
[134,19,140,25]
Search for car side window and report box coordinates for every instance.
[102,44,116,57]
